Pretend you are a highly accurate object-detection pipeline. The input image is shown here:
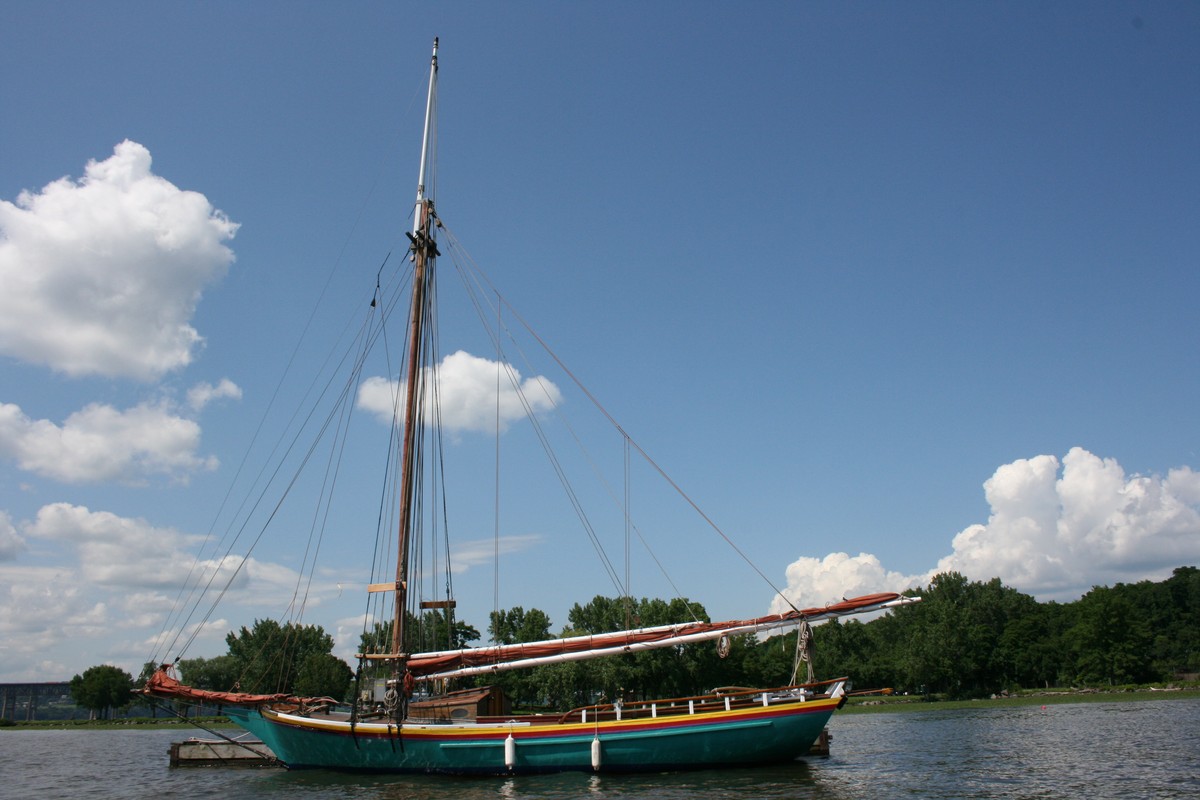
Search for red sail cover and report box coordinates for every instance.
[143,664,296,705]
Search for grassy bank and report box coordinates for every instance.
[842,686,1200,714]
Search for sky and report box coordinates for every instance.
[1,1,1198,683]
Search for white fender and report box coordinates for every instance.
[504,733,516,769]
[591,735,602,770]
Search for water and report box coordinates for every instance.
[3,699,1197,799]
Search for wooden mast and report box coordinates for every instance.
[391,37,440,675]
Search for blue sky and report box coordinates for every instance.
[1,2,1198,682]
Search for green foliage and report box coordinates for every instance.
[358,619,394,656]
[69,664,133,719]
[800,567,1199,698]
[358,610,481,657]
[295,652,355,700]
[412,609,480,652]
[552,595,721,706]
[489,606,552,645]
[1066,585,1153,685]
[178,654,241,691]
[483,606,556,709]
[225,619,343,694]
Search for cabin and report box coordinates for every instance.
[407,685,511,722]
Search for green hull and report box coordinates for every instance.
[225,697,837,775]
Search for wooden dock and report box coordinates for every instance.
[169,737,278,767]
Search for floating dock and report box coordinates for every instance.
[169,737,278,767]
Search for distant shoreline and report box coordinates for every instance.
[842,687,1200,714]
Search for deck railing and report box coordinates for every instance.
[555,677,848,724]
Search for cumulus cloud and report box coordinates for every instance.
[21,504,292,601]
[187,378,242,411]
[0,400,218,484]
[0,503,339,680]
[358,350,562,434]
[771,551,914,615]
[775,448,1200,609]
[119,591,174,628]
[138,617,231,666]
[334,612,374,662]
[26,502,208,589]
[0,566,111,654]
[0,511,24,560]
[929,447,1200,597]
[0,140,237,380]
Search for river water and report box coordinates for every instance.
[4,698,1197,799]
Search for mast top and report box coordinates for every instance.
[413,37,439,234]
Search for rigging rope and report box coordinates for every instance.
[436,221,775,619]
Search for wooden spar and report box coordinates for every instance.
[407,594,922,682]
[391,37,440,666]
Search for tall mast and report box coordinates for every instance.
[392,37,440,668]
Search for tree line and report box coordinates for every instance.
[69,566,1198,716]
[809,566,1199,698]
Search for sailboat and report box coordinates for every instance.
[145,38,917,774]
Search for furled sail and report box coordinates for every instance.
[406,592,917,681]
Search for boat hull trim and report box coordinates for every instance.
[224,692,841,775]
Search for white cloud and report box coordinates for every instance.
[187,378,242,411]
[775,448,1200,610]
[928,447,1200,597]
[771,552,914,615]
[0,566,110,656]
[27,502,205,589]
[140,618,230,658]
[23,504,275,600]
[334,612,374,662]
[0,140,237,380]
[358,350,562,434]
[0,400,218,484]
[0,502,339,679]
[119,591,173,628]
[0,510,24,560]
[451,534,542,574]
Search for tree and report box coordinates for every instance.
[70,664,133,720]
[559,595,716,703]
[411,609,480,653]
[489,606,552,645]
[1066,585,1153,685]
[484,607,556,710]
[295,652,354,700]
[358,612,481,657]
[225,619,338,694]
[178,654,240,691]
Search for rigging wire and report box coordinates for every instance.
[492,294,502,643]
[173,250,416,660]
[148,52,445,674]
[437,219,798,614]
